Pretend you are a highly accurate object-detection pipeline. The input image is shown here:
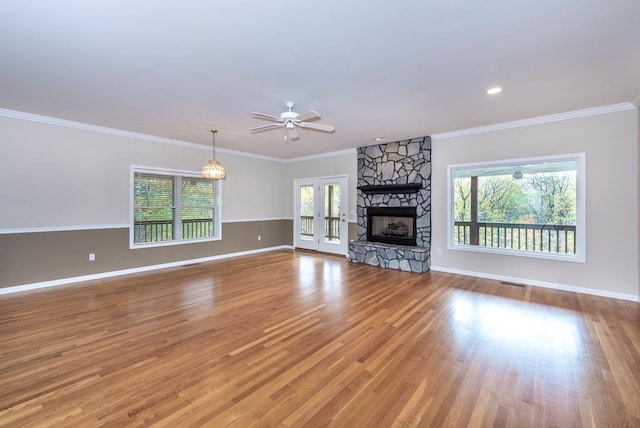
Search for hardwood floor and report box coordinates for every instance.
[1,250,639,427]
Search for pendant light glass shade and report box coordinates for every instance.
[202,129,226,179]
[202,160,226,179]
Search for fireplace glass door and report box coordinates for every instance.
[367,207,417,246]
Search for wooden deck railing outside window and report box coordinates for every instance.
[134,219,214,243]
[454,221,576,254]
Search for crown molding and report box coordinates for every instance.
[0,107,213,150]
[0,107,353,163]
[431,102,637,141]
[3,102,634,161]
[283,148,357,163]
[0,107,287,162]
[216,147,285,162]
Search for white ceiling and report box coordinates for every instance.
[1,1,639,160]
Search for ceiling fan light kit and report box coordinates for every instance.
[249,101,335,141]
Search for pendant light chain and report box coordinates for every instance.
[210,129,217,160]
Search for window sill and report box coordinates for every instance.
[130,236,222,250]
[448,243,585,263]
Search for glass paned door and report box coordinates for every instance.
[299,184,315,244]
[294,176,348,255]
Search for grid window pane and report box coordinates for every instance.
[132,169,220,246]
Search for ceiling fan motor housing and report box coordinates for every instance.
[281,111,299,121]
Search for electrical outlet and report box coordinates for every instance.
[89,253,96,261]
[436,248,442,255]
[257,235,261,241]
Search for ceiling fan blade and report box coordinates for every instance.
[299,122,335,132]
[249,123,284,133]
[251,112,282,122]
[295,110,321,122]
[285,126,300,141]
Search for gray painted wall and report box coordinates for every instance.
[0,221,292,287]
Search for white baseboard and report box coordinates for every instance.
[0,246,294,296]
[4,253,637,303]
[430,265,639,302]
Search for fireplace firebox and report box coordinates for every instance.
[367,207,417,246]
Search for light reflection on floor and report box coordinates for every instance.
[322,260,343,300]
[181,281,214,310]
[296,254,345,302]
[297,256,318,296]
[450,292,583,364]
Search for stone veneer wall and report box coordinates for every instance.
[357,136,432,246]
[349,136,432,273]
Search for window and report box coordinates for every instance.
[448,154,585,262]
[131,166,221,248]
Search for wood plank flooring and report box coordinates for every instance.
[1,250,639,427]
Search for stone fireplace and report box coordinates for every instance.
[348,136,431,273]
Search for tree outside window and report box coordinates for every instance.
[449,155,584,261]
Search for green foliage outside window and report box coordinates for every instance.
[454,172,576,225]
[132,170,219,245]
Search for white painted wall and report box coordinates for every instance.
[0,115,289,230]
[431,109,639,299]
[284,150,358,221]
[217,151,288,222]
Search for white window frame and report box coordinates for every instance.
[447,153,586,262]
[130,165,222,249]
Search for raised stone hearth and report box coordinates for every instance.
[348,136,431,274]
[349,240,430,273]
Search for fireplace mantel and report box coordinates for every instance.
[357,183,421,194]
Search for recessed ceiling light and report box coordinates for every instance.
[373,137,386,142]
[487,87,502,95]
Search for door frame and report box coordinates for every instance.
[293,175,349,256]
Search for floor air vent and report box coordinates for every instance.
[500,281,526,288]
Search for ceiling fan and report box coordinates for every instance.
[249,101,335,141]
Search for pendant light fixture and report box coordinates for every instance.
[201,129,226,180]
